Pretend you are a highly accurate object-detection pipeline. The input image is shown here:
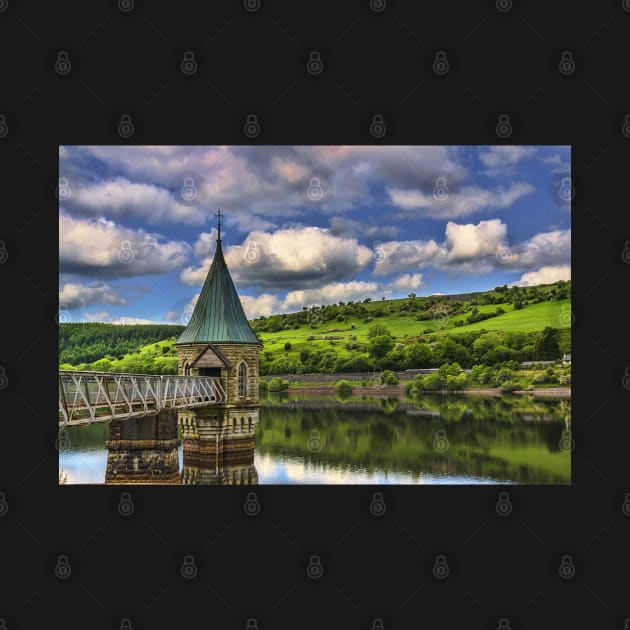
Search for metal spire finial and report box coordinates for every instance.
[216,209,223,241]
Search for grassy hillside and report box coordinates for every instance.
[59,322,184,366]
[59,281,571,377]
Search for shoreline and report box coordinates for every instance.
[283,386,570,398]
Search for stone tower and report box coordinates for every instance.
[175,211,262,468]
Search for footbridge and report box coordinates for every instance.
[58,370,226,428]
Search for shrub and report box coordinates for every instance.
[268,377,282,391]
[500,380,519,392]
[380,370,399,385]
[284,342,292,351]
[422,373,444,391]
[259,379,268,394]
[336,380,353,396]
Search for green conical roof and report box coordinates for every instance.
[177,237,260,345]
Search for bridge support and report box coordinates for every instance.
[105,408,180,484]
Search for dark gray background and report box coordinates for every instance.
[1,0,629,628]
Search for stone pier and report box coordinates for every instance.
[105,408,180,484]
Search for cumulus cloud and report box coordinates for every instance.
[386,182,534,219]
[64,177,207,225]
[373,220,570,276]
[193,229,218,258]
[60,212,191,278]
[479,146,538,172]
[511,264,571,287]
[389,273,425,292]
[508,228,571,268]
[82,311,159,324]
[443,219,507,262]
[538,153,571,174]
[180,226,372,290]
[372,239,441,276]
[59,282,128,309]
[60,145,470,225]
[239,294,285,319]
[239,281,381,318]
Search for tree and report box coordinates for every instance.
[368,335,395,359]
[535,327,561,360]
[404,342,433,368]
[368,324,391,338]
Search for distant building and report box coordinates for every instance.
[563,353,571,363]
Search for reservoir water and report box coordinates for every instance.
[59,392,571,485]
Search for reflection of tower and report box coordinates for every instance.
[181,441,259,485]
[176,210,262,474]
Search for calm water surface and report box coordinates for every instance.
[59,393,571,485]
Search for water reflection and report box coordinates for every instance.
[59,393,571,485]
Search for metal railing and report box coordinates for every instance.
[58,371,226,428]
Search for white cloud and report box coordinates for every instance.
[372,239,441,276]
[82,311,158,324]
[539,154,571,174]
[389,273,425,292]
[239,280,381,318]
[193,229,218,258]
[386,182,534,219]
[181,227,372,290]
[66,177,207,225]
[479,146,537,171]
[239,294,284,319]
[60,212,190,278]
[60,145,470,225]
[282,280,380,311]
[511,264,571,287]
[59,282,127,309]
[443,219,507,262]
[508,228,571,268]
[372,220,570,276]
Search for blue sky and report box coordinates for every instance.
[58,145,571,324]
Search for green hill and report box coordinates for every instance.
[59,281,571,377]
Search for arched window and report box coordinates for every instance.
[184,361,191,376]
[238,362,247,397]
